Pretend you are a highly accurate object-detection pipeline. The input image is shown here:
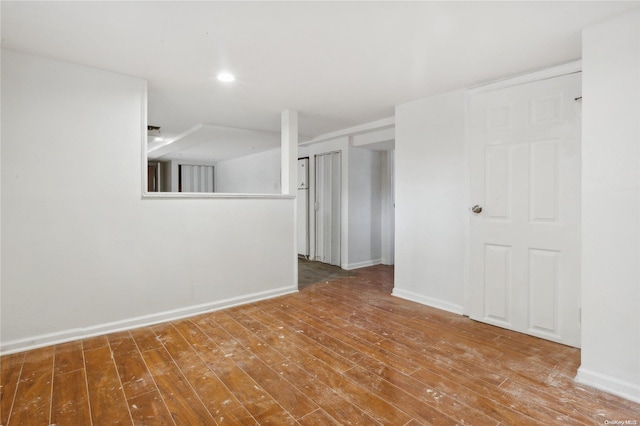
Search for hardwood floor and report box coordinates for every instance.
[298,257,354,289]
[1,263,639,425]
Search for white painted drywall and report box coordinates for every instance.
[577,10,640,402]
[0,49,296,353]
[215,148,281,194]
[381,150,395,265]
[281,110,298,196]
[348,147,383,269]
[393,90,467,314]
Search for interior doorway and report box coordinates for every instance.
[147,162,160,192]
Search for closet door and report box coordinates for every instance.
[179,164,214,192]
[315,152,341,266]
[468,72,581,347]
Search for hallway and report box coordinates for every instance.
[297,258,355,289]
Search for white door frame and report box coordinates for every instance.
[381,150,395,265]
[463,60,582,316]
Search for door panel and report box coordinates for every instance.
[530,140,559,222]
[179,164,214,192]
[468,72,581,347]
[484,145,511,220]
[484,244,511,324]
[315,152,341,266]
[528,248,559,333]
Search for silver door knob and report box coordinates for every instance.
[471,205,483,214]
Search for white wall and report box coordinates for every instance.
[380,150,395,265]
[215,148,281,194]
[577,10,640,402]
[348,147,383,269]
[393,90,467,314]
[0,49,296,353]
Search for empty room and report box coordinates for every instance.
[1,1,640,425]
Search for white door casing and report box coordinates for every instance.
[467,72,581,347]
[297,158,310,257]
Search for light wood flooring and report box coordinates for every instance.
[1,263,639,425]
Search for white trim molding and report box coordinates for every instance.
[143,192,295,200]
[344,259,383,271]
[467,60,582,95]
[392,288,464,315]
[300,116,395,146]
[0,286,298,356]
[576,367,640,404]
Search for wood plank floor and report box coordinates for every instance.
[1,263,639,425]
[298,257,354,289]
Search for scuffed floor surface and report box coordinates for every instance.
[298,257,355,290]
[1,264,639,425]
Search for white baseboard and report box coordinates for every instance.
[344,259,382,270]
[576,366,640,404]
[0,286,298,355]
[391,288,464,315]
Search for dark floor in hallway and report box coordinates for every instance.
[297,257,355,289]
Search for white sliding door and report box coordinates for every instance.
[315,152,341,266]
[179,164,214,193]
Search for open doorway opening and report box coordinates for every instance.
[295,119,395,289]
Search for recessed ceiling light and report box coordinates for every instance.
[216,72,236,82]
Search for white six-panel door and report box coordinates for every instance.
[468,72,581,347]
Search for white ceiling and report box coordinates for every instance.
[147,123,280,161]
[2,1,639,146]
